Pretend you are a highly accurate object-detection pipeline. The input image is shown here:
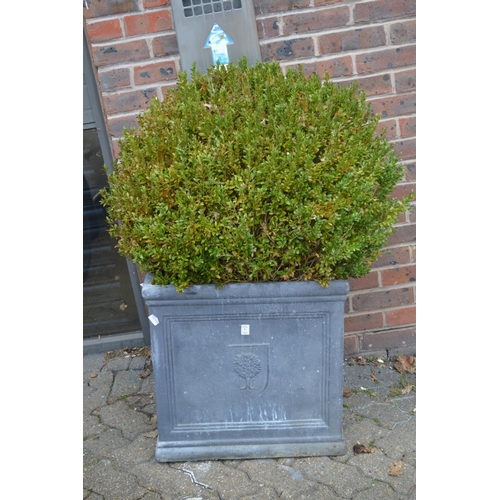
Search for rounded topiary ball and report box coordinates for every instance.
[102,59,410,290]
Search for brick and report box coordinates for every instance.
[152,34,179,57]
[368,93,416,118]
[261,37,315,62]
[348,272,379,292]
[84,0,139,20]
[376,118,398,139]
[389,20,416,44]
[386,306,416,327]
[351,287,414,312]
[409,204,416,223]
[335,73,392,97]
[254,0,310,15]
[399,116,416,138]
[107,114,140,138]
[282,61,318,78]
[283,6,350,35]
[317,55,353,78]
[317,26,386,55]
[134,60,177,85]
[144,0,170,8]
[371,246,411,268]
[381,265,416,286]
[343,335,359,356]
[356,45,415,74]
[392,138,416,161]
[111,138,122,159]
[345,312,384,333]
[159,82,179,98]
[86,19,123,43]
[385,224,416,246]
[354,73,392,96]
[99,68,131,92]
[103,88,158,115]
[257,17,281,39]
[360,326,416,352]
[124,10,173,36]
[353,0,416,24]
[395,69,416,92]
[404,162,416,182]
[391,182,415,202]
[92,40,150,67]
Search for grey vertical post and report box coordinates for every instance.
[171,0,261,76]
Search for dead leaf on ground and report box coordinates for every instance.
[400,384,414,394]
[144,430,158,439]
[353,442,375,455]
[388,459,404,476]
[357,356,367,366]
[393,355,416,374]
[90,373,98,379]
[343,387,352,398]
[370,373,378,382]
[140,370,151,379]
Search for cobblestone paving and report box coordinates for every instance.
[84,350,416,500]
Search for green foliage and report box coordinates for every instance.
[101,59,411,291]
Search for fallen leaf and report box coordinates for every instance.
[370,373,378,382]
[388,459,404,476]
[353,442,375,455]
[140,370,151,379]
[144,430,158,439]
[400,385,414,394]
[90,373,98,379]
[393,355,416,374]
[343,387,352,398]
[357,356,367,366]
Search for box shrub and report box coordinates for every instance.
[102,59,411,291]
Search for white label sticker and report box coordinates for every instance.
[241,324,250,335]
[148,314,159,326]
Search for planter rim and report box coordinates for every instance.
[142,273,349,301]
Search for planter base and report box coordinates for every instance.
[156,440,346,462]
[143,276,349,462]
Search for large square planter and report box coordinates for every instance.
[142,274,349,462]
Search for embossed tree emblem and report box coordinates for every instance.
[233,353,262,390]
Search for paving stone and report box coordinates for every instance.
[104,356,132,371]
[84,427,130,466]
[376,417,416,459]
[83,412,103,439]
[140,373,155,395]
[129,355,148,370]
[293,456,372,498]
[108,434,157,468]
[83,350,415,499]
[347,451,415,495]
[83,353,106,374]
[97,399,155,440]
[84,371,114,413]
[83,459,148,500]
[83,490,104,500]
[129,462,202,499]
[341,415,390,455]
[110,370,143,400]
[351,480,400,500]
[238,459,338,499]
[182,460,258,499]
[353,401,410,430]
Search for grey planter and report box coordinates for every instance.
[142,274,349,462]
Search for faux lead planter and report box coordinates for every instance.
[142,274,349,462]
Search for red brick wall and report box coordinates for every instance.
[84,0,416,356]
